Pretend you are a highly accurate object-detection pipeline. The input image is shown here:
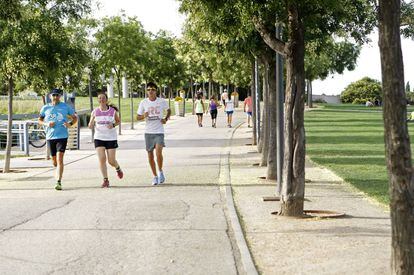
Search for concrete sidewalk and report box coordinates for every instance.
[229,123,390,274]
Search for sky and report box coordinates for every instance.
[93,0,414,96]
[92,0,186,36]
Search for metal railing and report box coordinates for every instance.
[0,121,31,155]
[0,119,81,155]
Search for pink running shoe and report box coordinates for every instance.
[102,178,110,188]
[116,169,123,179]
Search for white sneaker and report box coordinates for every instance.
[158,171,165,184]
[152,176,159,186]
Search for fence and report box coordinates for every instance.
[0,119,81,155]
[0,121,31,155]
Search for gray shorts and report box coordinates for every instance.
[145,133,165,152]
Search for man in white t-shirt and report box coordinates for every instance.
[137,82,171,185]
[221,89,228,105]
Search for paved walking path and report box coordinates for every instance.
[0,110,248,274]
[229,124,390,274]
[0,108,391,274]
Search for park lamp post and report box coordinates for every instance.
[112,66,122,135]
[84,67,94,143]
[162,84,169,106]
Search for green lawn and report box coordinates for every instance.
[305,104,414,205]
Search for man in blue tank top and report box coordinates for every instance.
[38,88,78,190]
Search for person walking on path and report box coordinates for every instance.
[88,93,123,188]
[244,95,253,128]
[38,88,78,190]
[207,95,219,128]
[194,93,205,127]
[137,82,171,186]
[221,89,228,105]
[225,97,235,128]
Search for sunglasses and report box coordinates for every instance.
[51,94,61,97]
[147,88,157,91]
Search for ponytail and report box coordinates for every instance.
[107,104,118,112]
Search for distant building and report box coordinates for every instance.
[312,94,341,104]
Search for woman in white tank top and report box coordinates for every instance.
[88,93,123,188]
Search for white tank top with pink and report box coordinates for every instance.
[92,106,117,141]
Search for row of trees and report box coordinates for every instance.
[1,0,91,173]
[178,0,414,272]
[1,14,254,99]
[1,1,253,172]
[2,0,413,271]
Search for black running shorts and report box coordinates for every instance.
[48,138,68,157]
[94,139,118,149]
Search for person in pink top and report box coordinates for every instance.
[88,93,123,188]
[244,95,253,128]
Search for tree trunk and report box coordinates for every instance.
[260,59,270,166]
[308,80,313,108]
[190,76,194,115]
[208,78,212,99]
[267,57,277,179]
[254,58,261,152]
[3,76,13,173]
[279,4,306,217]
[258,65,265,154]
[251,58,257,145]
[378,0,414,273]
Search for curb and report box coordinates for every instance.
[220,122,258,275]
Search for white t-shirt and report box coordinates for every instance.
[137,97,170,134]
[221,92,228,101]
[92,106,117,141]
[225,99,234,112]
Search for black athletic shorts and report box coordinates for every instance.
[48,138,68,157]
[210,109,218,119]
[196,113,203,118]
[94,139,118,149]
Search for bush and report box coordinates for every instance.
[352,98,368,105]
[340,77,382,104]
[406,91,414,104]
[312,98,326,103]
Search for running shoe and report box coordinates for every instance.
[102,178,110,188]
[159,171,165,184]
[152,176,159,186]
[55,182,62,191]
[116,169,124,179]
